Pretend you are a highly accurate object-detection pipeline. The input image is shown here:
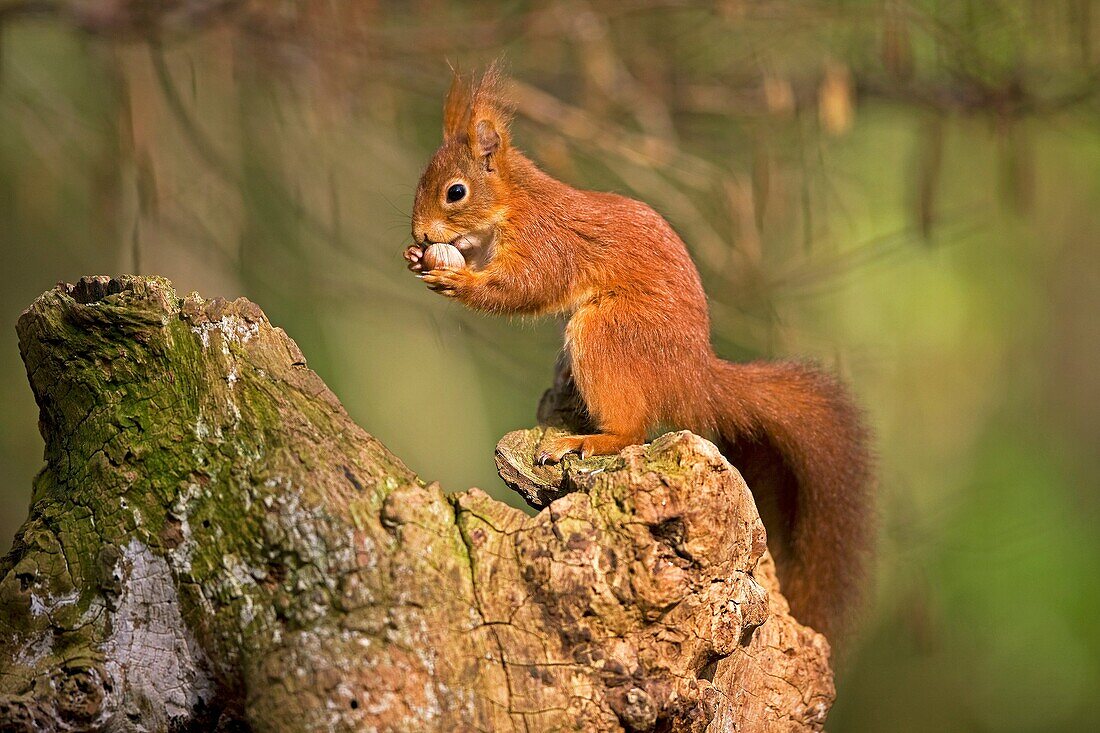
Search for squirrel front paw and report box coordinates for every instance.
[419,268,474,298]
[403,244,425,273]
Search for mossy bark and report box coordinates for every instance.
[0,276,833,732]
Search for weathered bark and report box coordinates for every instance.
[0,276,833,732]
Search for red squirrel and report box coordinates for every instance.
[404,67,873,642]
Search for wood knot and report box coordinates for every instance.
[50,663,107,726]
[612,686,658,732]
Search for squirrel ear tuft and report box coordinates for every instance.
[442,67,472,141]
[467,62,512,170]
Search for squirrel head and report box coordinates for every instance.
[412,64,513,254]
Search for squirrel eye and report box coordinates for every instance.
[446,183,467,203]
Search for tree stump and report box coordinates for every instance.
[0,276,833,732]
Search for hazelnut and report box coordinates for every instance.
[422,242,466,271]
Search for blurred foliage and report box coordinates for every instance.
[1,1,1099,729]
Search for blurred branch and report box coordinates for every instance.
[0,0,57,23]
[510,78,726,189]
[768,216,984,300]
[856,74,1100,117]
[679,71,1100,121]
[145,42,394,275]
[147,42,234,175]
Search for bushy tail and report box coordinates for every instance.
[709,358,874,642]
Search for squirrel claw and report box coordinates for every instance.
[535,450,569,466]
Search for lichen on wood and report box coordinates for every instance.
[0,276,833,732]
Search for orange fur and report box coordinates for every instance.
[407,68,874,642]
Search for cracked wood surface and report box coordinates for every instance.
[0,276,833,732]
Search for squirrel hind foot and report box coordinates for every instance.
[537,432,641,464]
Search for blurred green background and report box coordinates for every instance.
[1,1,1098,730]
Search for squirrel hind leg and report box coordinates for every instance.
[576,432,641,458]
[536,431,642,465]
